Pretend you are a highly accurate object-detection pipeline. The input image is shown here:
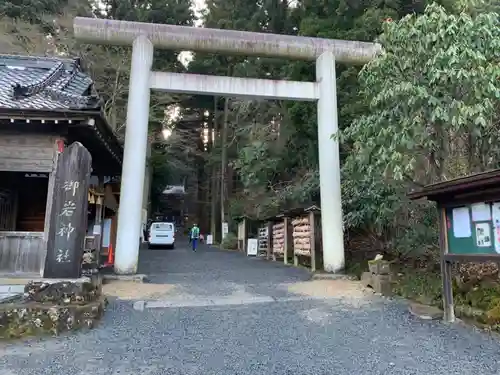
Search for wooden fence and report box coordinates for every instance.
[0,231,44,274]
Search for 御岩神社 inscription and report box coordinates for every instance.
[44,143,92,278]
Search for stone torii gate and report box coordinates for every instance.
[73,17,381,275]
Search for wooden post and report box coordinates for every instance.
[266,221,273,260]
[272,222,277,261]
[41,140,61,277]
[237,218,247,253]
[10,190,18,231]
[439,206,455,323]
[92,176,104,252]
[309,211,317,272]
[242,218,247,254]
[44,142,92,278]
[283,216,290,265]
[294,217,299,266]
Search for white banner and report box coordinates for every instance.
[222,222,229,239]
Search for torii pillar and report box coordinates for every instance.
[73,18,381,274]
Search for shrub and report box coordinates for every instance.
[221,232,238,250]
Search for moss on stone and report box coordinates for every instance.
[392,269,443,306]
[24,281,101,305]
[485,300,500,325]
[391,267,500,329]
[0,296,107,339]
[0,279,106,340]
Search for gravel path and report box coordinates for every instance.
[1,242,500,375]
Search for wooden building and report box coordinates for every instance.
[87,176,121,266]
[0,54,122,276]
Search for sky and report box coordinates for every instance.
[178,0,205,64]
[192,0,206,26]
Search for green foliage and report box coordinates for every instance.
[91,0,194,215]
[0,0,70,27]
[393,270,443,306]
[393,268,500,327]
[344,4,500,185]
[455,0,500,14]
[220,232,238,250]
[220,0,447,220]
[339,4,500,258]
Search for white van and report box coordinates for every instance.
[148,222,176,249]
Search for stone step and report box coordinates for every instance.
[0,277,93,303]
[0,277,90,285]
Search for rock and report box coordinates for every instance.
[0,296,107,339]
[361,272,373,288]
[409,302,442,320]
[372,274,392,296]
[368,260,391,275]
[24,281,101,305]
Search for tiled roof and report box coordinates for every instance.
[0,54,101,112]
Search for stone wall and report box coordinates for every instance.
[0,280,107,339]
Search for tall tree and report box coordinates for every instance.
[188,0,268,236]
[0,0,73,27]
[92,0,195,218]
[341,3,500,257]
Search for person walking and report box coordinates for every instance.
[190,224,200,252]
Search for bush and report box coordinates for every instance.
[221,232,238,250]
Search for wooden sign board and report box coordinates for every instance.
[44,142,92,278]
[445,202,500,255]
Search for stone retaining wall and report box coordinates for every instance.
[0,297,106,339]
[0,280,107,339]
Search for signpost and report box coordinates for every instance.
[408,169,500,323]
[44,142,92,278]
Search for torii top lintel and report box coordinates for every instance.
[73,17,381,65]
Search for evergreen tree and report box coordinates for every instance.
[0,0,72,27]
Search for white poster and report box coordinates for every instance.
[475,222,492,247]
[238,222,244,240]
[102,218,112,248]
[247,238,258,256]
[471,202,491,222]
[452,207,472,238]
[222,222,229,239]
[206,234,213,245]
[492,202,500,253]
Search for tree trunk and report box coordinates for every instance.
[210,96,219,241]
[220,96,230,239]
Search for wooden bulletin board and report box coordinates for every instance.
[445,202,500,255]
[408,168,500,324]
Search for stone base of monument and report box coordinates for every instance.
[0,280,107,339]
[361,270,393,297]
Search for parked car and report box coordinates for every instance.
[148,222,176,249]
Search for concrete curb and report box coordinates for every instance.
[132,294,358,311]
[103,274,148,283]
[310,272,357,281]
